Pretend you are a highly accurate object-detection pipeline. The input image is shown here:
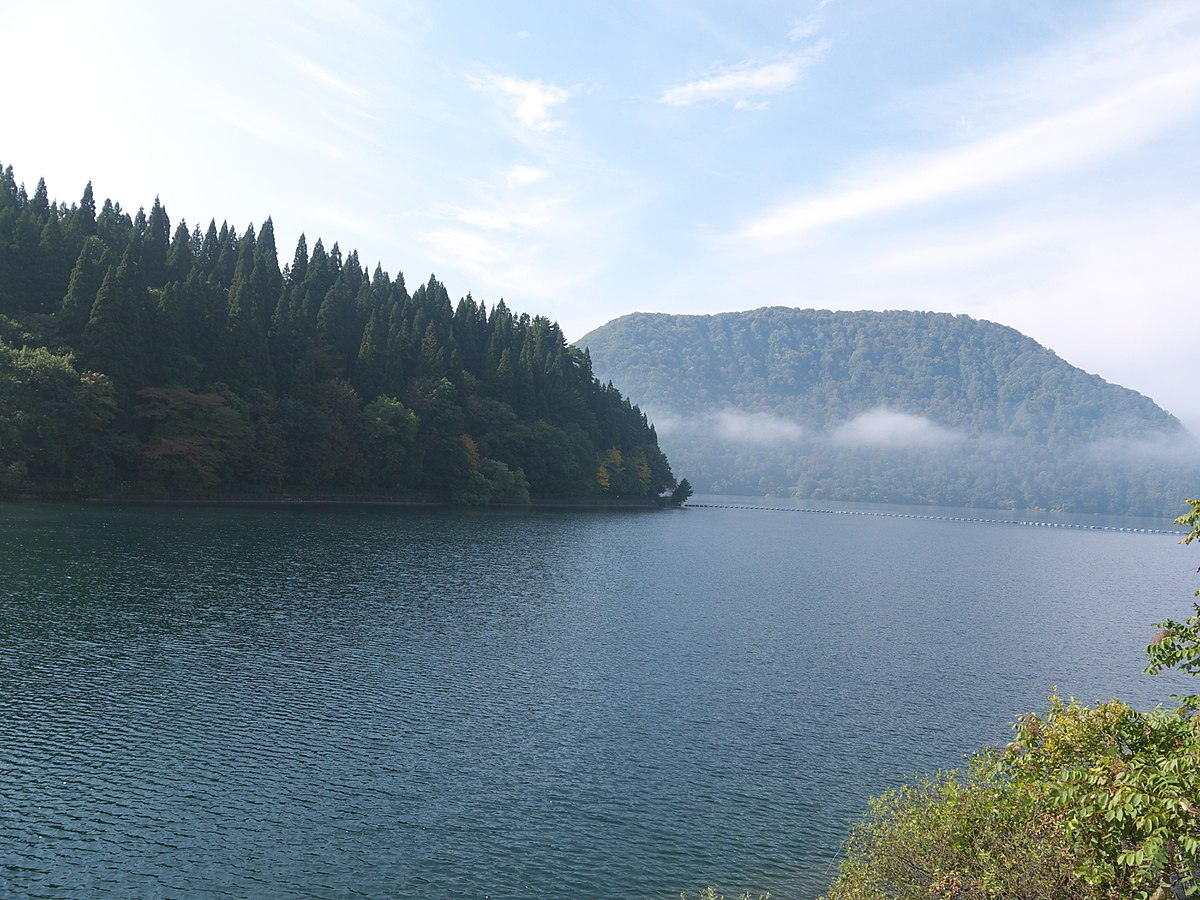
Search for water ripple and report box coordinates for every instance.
[0,503,1192,898]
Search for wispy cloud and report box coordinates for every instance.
[737,5,1200,244]
[506,163,550,187]
[218,94,356,165]
[789,0,835,41]
[659,48,827,108]
[415,178,618,325]
[455,205,548,232]
[280,48,365,101]
[738,68,1200,242]
[469,73,572,132]
[659,0,832,109]
[283,0,405,41]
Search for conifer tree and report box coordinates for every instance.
[35,212,70,313]
[4,190,42,312]
[143,196,170,286]
[199,220,220,276]
[316,275,357,376]
[60,236,110,341]
[227,224,274,392]
[254,218,283,329]
[353,309,388,399]
[213,222,238,287]
[80,253,148,392]
[302,238,333,323]
[30,178,49,216]
[288,234,309,286]
[166,221,194,283]
[96,199,132,256]
[64,181,97,252]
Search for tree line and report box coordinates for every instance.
[0,164,674,502]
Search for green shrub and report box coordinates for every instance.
[822,696,1200,899]
[819,747,1099,899]
[822,500,1200,899]
[1006,696,1199,898]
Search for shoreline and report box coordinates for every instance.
[0,490,668,511]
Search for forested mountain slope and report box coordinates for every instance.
[0,164,673,502]
[581,308,1197,515]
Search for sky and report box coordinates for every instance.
[3,0,1199,430]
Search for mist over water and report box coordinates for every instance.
[641,399,1200,515]
[1,502,1193,898]
[830,407,962,448]
[1086,429,1200,464]
[654,403,1200,455]
[649,407,809,445]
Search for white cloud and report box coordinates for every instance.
[737,7,1200,244]
[506,164,550,187]
[421,226,509,267]
[218,94,355,165]
[788,19,821,41]
[832,409,961,449]
[456,209,516,231]
[280,48,364,101]
[659,47,828,108]
[739,68,1200,242]
[285,0,401,38]
[414,177,625,329]
[789,0,835,41]
[455,205,548,232]
[469,73,572,132]
[866,220,1062,276]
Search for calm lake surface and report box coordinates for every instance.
[1,498,1195,898]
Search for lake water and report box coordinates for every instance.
[1,498,1195,899]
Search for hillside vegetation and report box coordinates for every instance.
[0,164,673,502]
[581,308,1197,515]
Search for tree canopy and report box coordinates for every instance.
[581,309,1199,516]
[0,163,674,503]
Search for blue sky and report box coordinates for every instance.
[4,0,1199,429]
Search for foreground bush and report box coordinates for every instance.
[821,697,1199,899]
[822,500,1200,900]
[819,745,1101,899]
[1007,696,1199,896]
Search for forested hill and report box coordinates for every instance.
[0,165,673,503]
[580,308,1198,516]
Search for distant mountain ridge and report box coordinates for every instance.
[580,308,1197,515]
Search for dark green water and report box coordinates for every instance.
[0,500,1193,898]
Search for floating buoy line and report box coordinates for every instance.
[685,503,1184,536]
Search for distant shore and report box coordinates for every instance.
[0,490,667,511]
